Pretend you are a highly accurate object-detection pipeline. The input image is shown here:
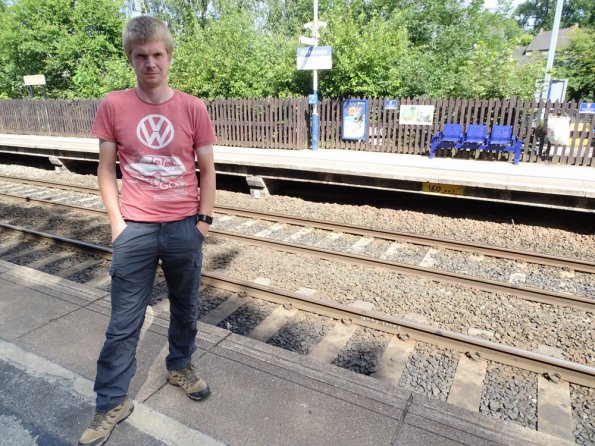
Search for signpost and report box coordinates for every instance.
[296,0,331,151]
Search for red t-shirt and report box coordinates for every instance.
[92,89,217,222]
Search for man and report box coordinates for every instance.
[79,15,216,446]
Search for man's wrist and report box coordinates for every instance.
[197,214,213,225]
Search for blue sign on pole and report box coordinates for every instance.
[341,100,368,141]
[579,102,595,114]
[384,99,398,110]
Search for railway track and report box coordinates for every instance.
[0,223,594,443]
[1,173,594,443]
[2,173,594,270]
[1,174,593,313]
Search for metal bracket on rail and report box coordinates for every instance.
[246,175,269,199]
[48,156,67,172]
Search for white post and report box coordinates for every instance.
[311,0,320,150]
[541,0,565,101]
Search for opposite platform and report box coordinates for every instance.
[0,259,573,446]
[1,133,594,211]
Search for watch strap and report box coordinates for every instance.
[197,214,213,225]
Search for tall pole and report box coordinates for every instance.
[311,0,319,151]
[541,0,564,100]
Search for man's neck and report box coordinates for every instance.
[136,85,174,104]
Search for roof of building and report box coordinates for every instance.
[523,24,578,54]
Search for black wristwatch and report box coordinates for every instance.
[197,214,213,225]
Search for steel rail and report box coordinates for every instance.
[0,191,106,215]
[0,223,112,256]
[213,230,595,313]
[216,205,595,274]
[2,174,593,274]
[0,174,100,195]
[1,191,593,312]
[202,272,595,388]
[1,222,593,387]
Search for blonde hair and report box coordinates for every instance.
[122,16,174,58]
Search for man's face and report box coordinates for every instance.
[129,40,172,89]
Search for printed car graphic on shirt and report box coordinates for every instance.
[125,155,186,189]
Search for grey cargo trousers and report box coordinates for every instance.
[94,215,204,411]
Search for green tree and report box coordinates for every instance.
[1,0,583,101]
[453,41,544,98]
[169,10,298,98]
[0,0,126,98]
[515,0,593,31]
[318,4,409,97]
[555,28,595,100]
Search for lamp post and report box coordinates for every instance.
[300,0,325,150]
[299,0,329,150]
[311,0,319,150]
[541,0,564,100]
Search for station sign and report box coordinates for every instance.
[23,74,46,86]
[579,103,595,114]
[297,46,332,71]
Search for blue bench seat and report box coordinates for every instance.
[430,124,522,165]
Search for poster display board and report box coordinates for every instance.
[547,116,571,145]
[399,104,434,125]
[341,100,368,141]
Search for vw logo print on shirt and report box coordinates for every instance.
[137,114,175,149]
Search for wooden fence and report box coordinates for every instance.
[319,98,594,166]
[209,97,308,149]
[0,97,593,166]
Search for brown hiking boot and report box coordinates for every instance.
[168,363,211,400]
[78,398,134,446]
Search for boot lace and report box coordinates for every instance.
[179,364,199,385]
[89,412,108,430]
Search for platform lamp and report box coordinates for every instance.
[299,0,328,151]
[540,0,564,101]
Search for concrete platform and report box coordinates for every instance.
[0,259,573,445]
[1,134,594,212]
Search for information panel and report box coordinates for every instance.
[399,104,434,125]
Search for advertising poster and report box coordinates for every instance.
[342,100,368,141]
[399,105,435,125]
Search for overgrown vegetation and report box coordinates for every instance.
[0,0,592,101]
